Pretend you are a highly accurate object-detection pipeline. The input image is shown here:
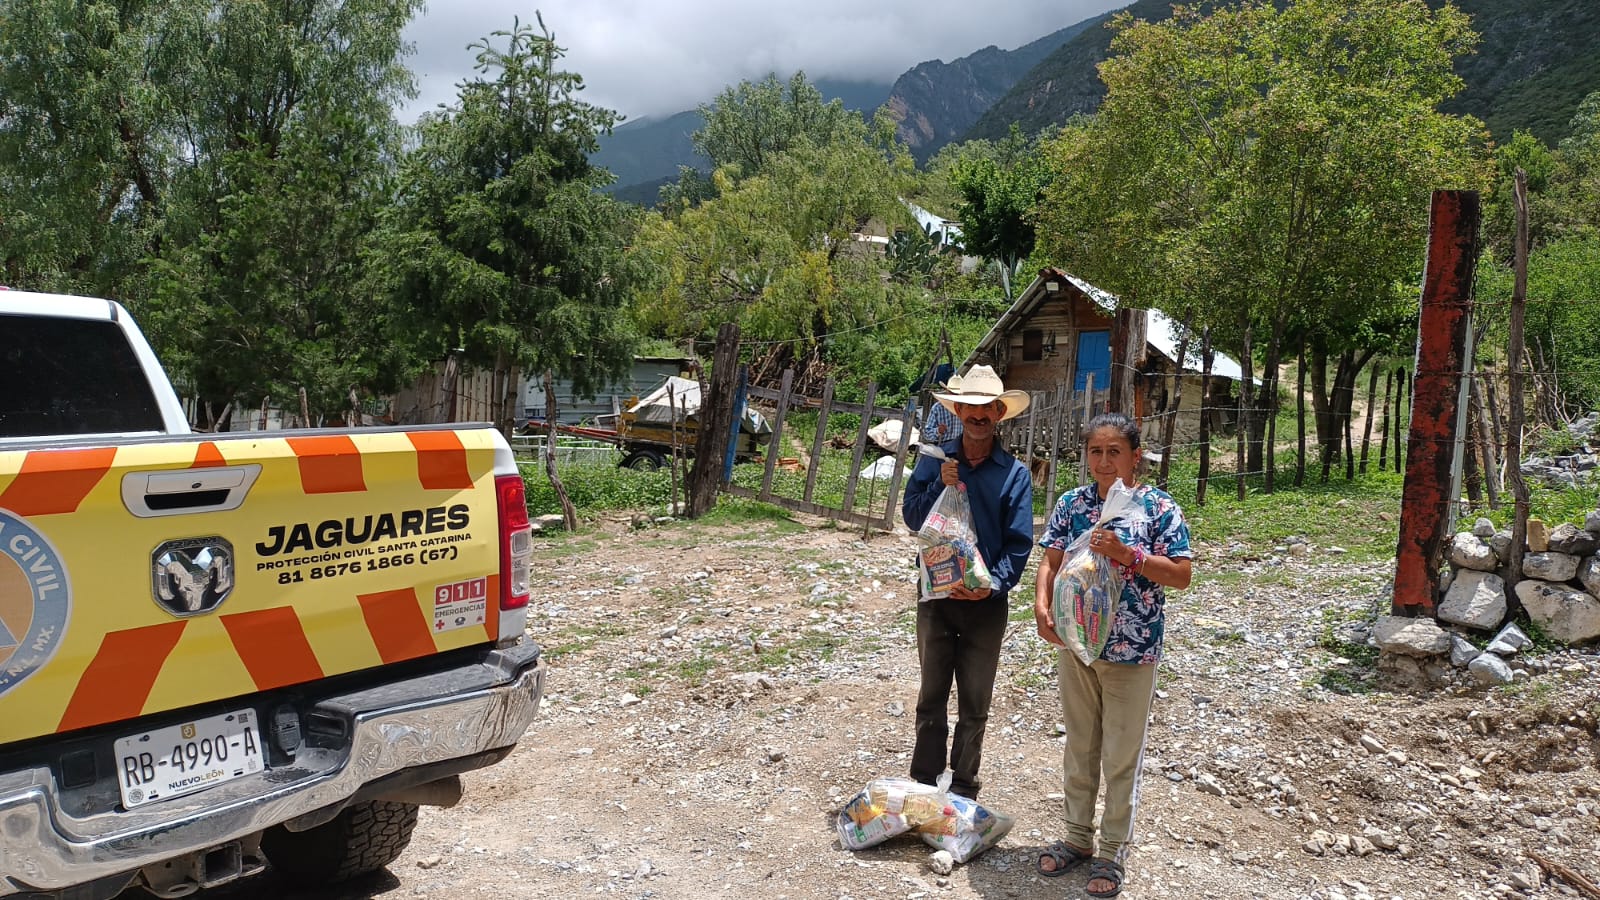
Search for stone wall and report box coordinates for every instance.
[1374,512,1600,686]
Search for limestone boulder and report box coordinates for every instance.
[1468,653,1514,685]
[1581,554,1600,598]
[1438,570,1506,631]
[1374,615,1451,657]
[1449,634,1481,667]
[1490,530,1513,559]
[1448,533,1498,572]
[1522,551,1579,583]
[1514,580,1600,644]
[1547,523,1598,558]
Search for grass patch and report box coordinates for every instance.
[532,537,599,560]
[545,620,630,659]
[1497,676,1559,713]
[1308,606,1380,695]
[696,495,807,531]
[676,654,715,686]
[754,631,847,669]
[520,461,675,517]
[1164,462,1403,561]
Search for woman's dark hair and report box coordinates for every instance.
[1083,412,1140,452]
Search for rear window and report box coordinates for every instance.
[0,314,165,438]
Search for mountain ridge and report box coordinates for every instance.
[883,18,1102,161]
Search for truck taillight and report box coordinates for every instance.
[495,474,532,609]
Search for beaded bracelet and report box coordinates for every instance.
[1122,546,1146,582]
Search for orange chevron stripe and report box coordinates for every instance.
[406,431,473,491]
[0,447,117,516]
[221,607,325,690]
[58,621,188,733]
[357,588,438,664]
[192,442,227,467]
[285,436,366,494]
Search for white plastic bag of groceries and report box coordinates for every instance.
[1051,478,1146,666]
[835,777,951,850]
[915,485,993,599]
[916,793,1015,863]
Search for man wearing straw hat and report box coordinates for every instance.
[901,365,1035,800]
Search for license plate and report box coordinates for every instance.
[114,709,264,809]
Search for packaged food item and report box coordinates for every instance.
[835,777,950,850]
[916,794,1016,863]
[915,485,992,599]
[1052,478,1146,665]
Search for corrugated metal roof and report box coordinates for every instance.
[902,199,964,247]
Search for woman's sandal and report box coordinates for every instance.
[1036,841,1091,878]
[1086,858,1125,898]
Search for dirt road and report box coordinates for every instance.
[205,512,1598,900]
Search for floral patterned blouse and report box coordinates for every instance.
[1039,482,1193,664]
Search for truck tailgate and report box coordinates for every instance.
[0,427,508,746]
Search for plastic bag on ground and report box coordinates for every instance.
[1051,478,1147,665]
[915,485,992,598]
[916,793,1016,863]
[835,777,950,850]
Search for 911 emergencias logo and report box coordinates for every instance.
[0,508,71,699]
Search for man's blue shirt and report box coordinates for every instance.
[902,439,1034,600]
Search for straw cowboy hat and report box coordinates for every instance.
[933,365,1031,421]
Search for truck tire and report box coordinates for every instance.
[620,449,667,470]
[261,800,419,885]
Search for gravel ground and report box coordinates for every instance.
[203,510,1599,900]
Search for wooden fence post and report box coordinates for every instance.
[688,322,740,518]
[722,365,748,485]
[1393,190,1480,616]
[803,376,835,504]
[1046,384,1067,504]
[759,369,796,500]
[1078,374,1095,486]
[842,382,879,512]
[1503,170,1532,593]
[881,405,915,530]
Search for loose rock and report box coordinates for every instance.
[1438,570,1507,630]
[1522,551,1580,583]
[1468,653,1514,685]
[1374,615,1451,657]
[1514,581,1600,643]
[1448,532,1498,572]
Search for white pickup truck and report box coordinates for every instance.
[0,290,545,898]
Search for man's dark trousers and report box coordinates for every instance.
[910,593,1009,800]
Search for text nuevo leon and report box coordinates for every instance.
[255,505,469,557]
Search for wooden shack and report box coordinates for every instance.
[960,268,1241,445]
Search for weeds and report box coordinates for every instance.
[1308,606,1380,695]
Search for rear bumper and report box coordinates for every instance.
[0,641,543,895]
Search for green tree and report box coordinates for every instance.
[637,109,919,385]
[1036,0,1487,484]
[948,126,1054,295]
[377,18,645,423]
[1483,130,1557,261]
[0,0,423,425]
[0,0,182,293]
[692,71,860,181]
[1545,90,1600,233]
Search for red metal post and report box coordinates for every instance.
[1393,191,1480,615]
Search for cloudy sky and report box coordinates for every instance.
[401,0,1127,123]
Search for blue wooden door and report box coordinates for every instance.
[1075,331,1111,392]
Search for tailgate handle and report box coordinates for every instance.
[122,465,262,517]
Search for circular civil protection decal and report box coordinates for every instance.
[0,508,71,698]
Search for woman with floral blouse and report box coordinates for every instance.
[1032,413,1193,898]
